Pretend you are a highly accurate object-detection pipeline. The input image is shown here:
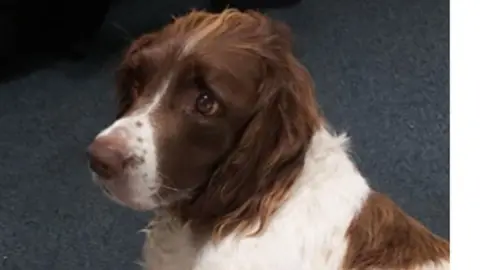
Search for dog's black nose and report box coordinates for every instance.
[87,134,129,179]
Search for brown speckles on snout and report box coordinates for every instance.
[136,121,143,127]
[127,155,147,168]
[137,137,144,143]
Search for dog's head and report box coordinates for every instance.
[87,9,320,238]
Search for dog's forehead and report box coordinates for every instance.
[134,41,260,99]
[120,15,273,113]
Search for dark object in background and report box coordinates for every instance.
[0,0,111,61]
[0,0,301,60]
[0,1,18,59]
[0,0,300,77]
[209,0,302,12]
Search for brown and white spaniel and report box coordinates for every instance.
[87,9,449,270]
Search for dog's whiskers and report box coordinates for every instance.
[161,184,181,192]
[153,185,193,206]
[157,171,174,183]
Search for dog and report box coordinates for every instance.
[87,9,449,270]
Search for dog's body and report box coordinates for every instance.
[87,9,449,270]
[142,129,449,270]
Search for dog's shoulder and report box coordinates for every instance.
[343,191,450,270]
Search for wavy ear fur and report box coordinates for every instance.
[181,18,321,240]
[114,34,156,117]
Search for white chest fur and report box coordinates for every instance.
[142,130,372,270]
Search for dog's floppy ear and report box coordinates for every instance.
[182,17,321,240]
[114,34,156,118]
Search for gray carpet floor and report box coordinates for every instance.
[0,0,449,269]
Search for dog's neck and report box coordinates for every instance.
[143,128,449,270]
[153,127,362,239]
[143,128,364,269]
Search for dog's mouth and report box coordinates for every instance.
[97,180,132,208]
[96,180,118,201]
[91,172,121,201]
[100,183,112,196]
[91,172,161,211]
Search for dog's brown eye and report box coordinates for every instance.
[195,92,218,116]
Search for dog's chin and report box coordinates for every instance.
[103,186,159,212]
[91,173,159,212]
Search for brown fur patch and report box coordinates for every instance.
[115,9,322,241]
[343,191,449,269]
[171,10,322,241]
